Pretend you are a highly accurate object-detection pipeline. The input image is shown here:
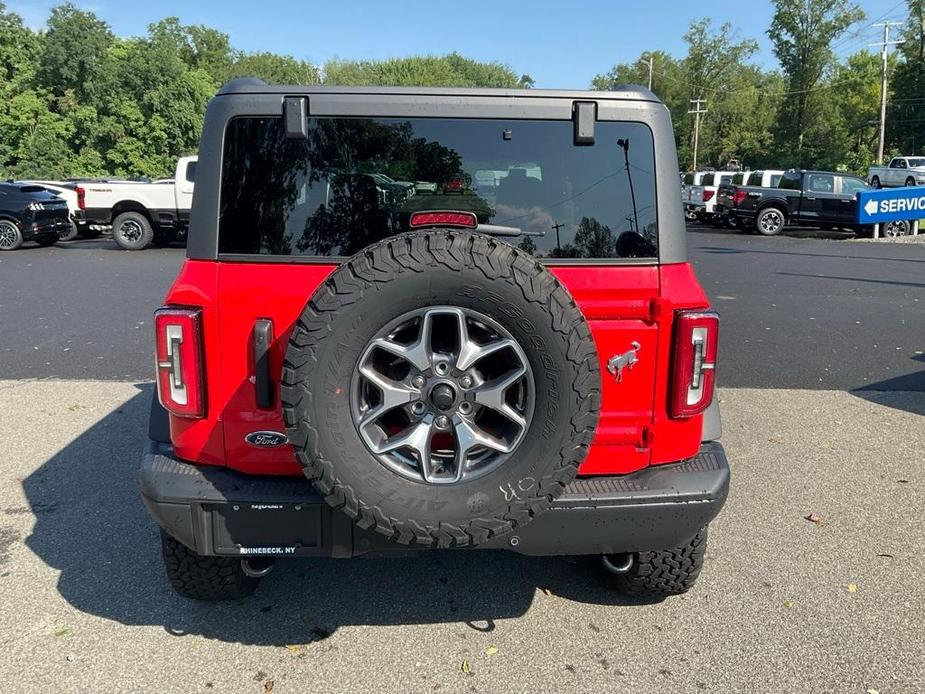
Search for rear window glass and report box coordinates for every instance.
[683,173,694,185]
[701,173,715,186]
[218,116,658,259]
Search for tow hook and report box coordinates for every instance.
[601,553,634,574]
[240,558,275,578]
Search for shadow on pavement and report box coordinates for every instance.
[22,385,642,646]
[687,225,855,241]
[776,271,925,289]
[852,355,925,415]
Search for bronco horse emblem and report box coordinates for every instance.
[607,342,641,383]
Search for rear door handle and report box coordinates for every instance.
[253,319,273,409]
[804,196,817,201]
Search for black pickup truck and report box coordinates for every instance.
[726,169,903,236]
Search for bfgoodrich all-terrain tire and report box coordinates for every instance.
[281,230,600,548]
[161,532,260,600]
[611,528,708,598]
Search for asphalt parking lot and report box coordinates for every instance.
[1,227,923,693]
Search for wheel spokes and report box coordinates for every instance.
[473,366,528,428]
[358,364,417,411]
[372,310,433,372]
[452,417,513,481]
[351,305,534,485]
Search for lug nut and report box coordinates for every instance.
[458,402,472,415]
[411,401,426,415]
[434,415,450,429]
[435,362,449,375]
[411,375,426,389]
[459,374,473,388]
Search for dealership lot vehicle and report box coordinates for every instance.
[81,155,197,250]
[681,170,708,219]
[693,170,736,224]
[140,81,728,600]
[868,156,925,188]
[2,224,923,693]
[19,181,103,241]
[714,169,783,227]
[728,169,910,237]
[0,182,70,250]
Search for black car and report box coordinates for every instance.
[0,182,70,250]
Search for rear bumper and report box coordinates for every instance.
[21,217,68,242]
[140,441,730,558]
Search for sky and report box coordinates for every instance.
[8,0,912,88]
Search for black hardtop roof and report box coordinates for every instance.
[216,77,662,104]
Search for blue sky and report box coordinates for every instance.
[9,0,910,88]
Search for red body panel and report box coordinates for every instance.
[162,259,712,477]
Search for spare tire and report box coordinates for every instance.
[281,231,600,548]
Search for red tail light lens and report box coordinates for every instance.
[75,186,85,210]
[702,190,715,202]
[670,310,719,418]
[410,211,477,228]
[731,190,747,207]
[154,307,205,418]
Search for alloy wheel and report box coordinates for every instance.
[350,306,534,485]
[0,221,19,249]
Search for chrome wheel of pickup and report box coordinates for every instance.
[350,305,535,485]
[757,208,784,236]
[884,220,910,238]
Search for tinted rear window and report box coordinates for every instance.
[218,116,658,259]
[701,174,715,186]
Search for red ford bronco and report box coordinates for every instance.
[141,79,729,600]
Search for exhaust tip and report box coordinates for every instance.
[601,553,634,575]
[241,558,275,578]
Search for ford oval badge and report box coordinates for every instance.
[245,431,289,448]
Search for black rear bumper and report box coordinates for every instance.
[140,441,730,558]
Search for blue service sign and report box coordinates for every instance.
[857,186,925,224]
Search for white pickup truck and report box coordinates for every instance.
[81,156,197,250]
[868,156,925,189]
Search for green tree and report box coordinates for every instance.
[890,0,925,154]
[230,52,320,85]
[323,53,526,87]
[767,0,864,165]
[36,2,114,105]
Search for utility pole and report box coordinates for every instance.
[637,55,653,91]
[871,22,905,165]
[551,222,564,254]
[688,98,708,171]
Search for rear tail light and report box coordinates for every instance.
[75,186,85,210]
[409,211,477,228]
[154,307,205,418]
[702,190,715,202]
[670,310,719,418]
[731,190,747,207]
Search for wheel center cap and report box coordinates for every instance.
[429,383,456,411]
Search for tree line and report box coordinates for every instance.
[595,0,925,172]
[0,0,922,180]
